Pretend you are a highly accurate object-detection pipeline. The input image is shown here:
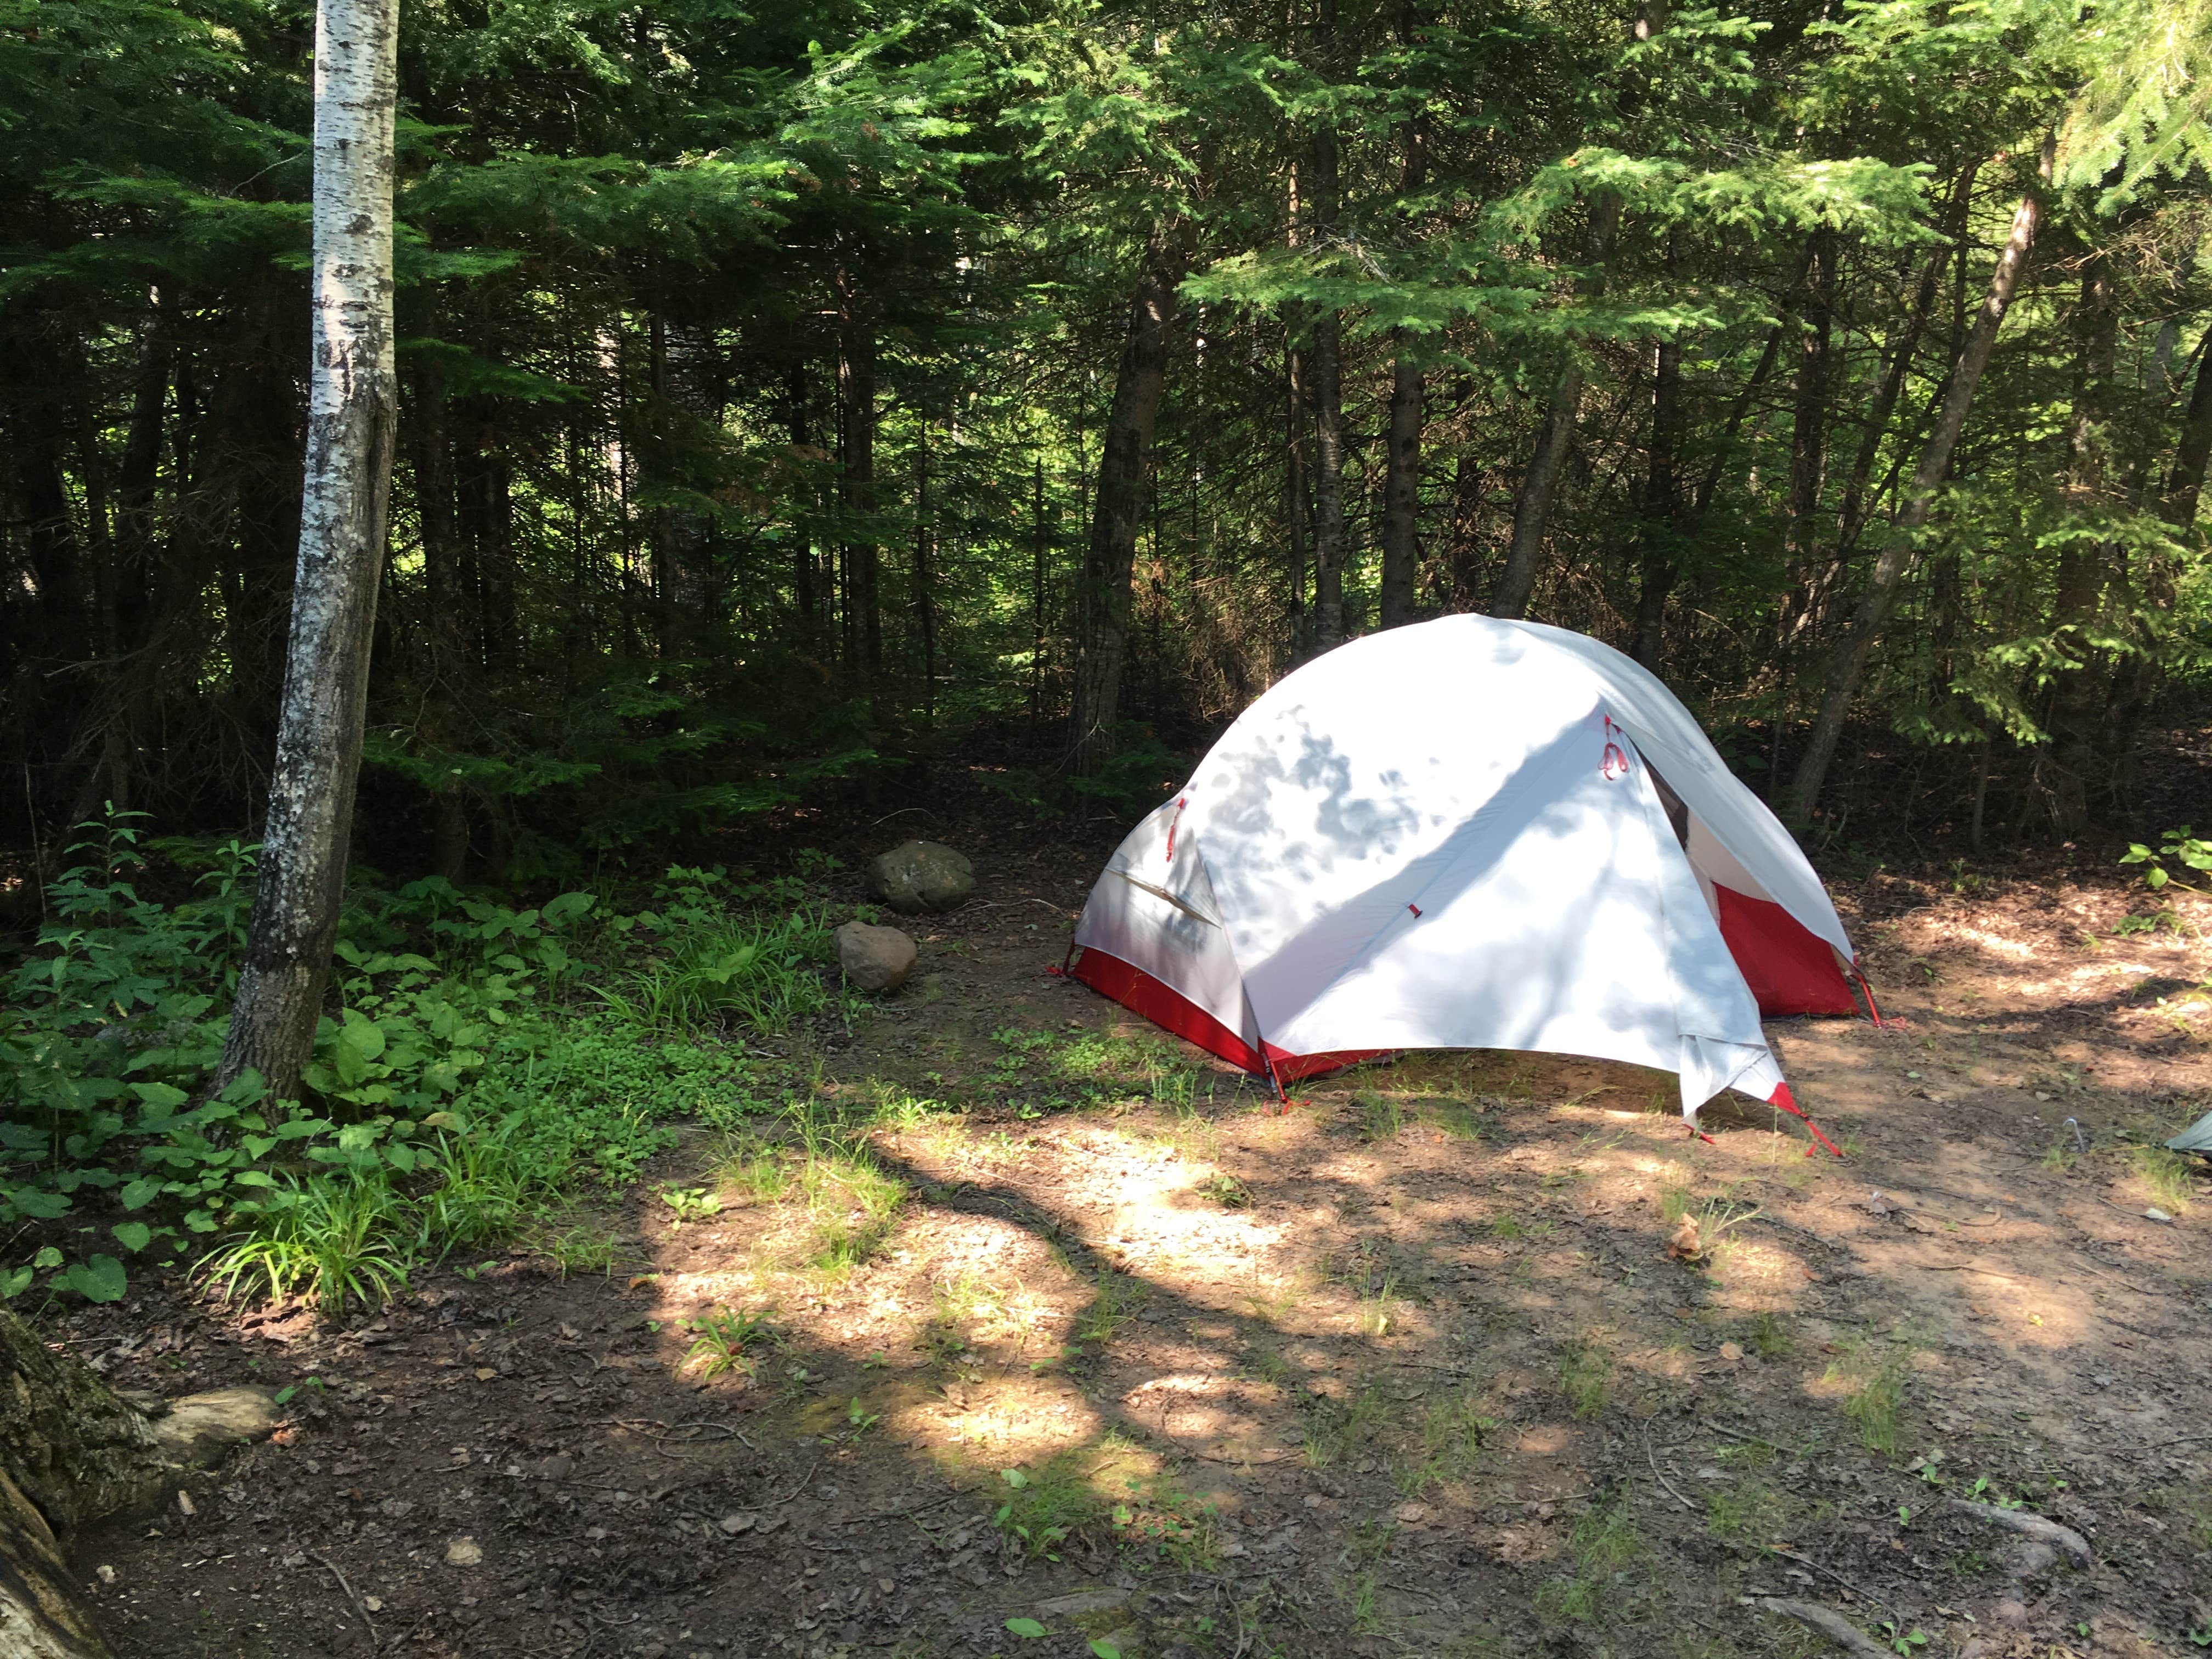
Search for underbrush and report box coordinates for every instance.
[0,811,845,1311]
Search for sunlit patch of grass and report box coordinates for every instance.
[1076,1268,1147,1345]
[1302,1384,1387,1469]
[684,1305,772,1379]
[1558,1338,1613,1419]
[1747,1310,1793,1358]
[860,1080,956,1132]
[1536,1496,1640,1624]
[1828,1343,1911,1454]
[1397,1386,1497,1494]
[1706,1480,1780,1539]
[202,1172,416,1313]
[1241,1268,1301,1327]
[2132,1144,2196,1210]
[991,1436,1217,1567]
[1434,1099,1491,1139]
[1340,1517,1397,1633]
[530,1215,624,1280]
[991,1456,1108,1559]
[1358,1092,1406,1141]
[716,1131,791,1202]
[1357,1274,1401,1339]
[1658,1180,1761,1276]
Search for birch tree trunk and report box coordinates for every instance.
[1068,224,1186,772]
[1787,145,2048,822]
[213,0,398,1103]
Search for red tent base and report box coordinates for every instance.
[1714,885,1859,1017]
[1067,949,1385,1083]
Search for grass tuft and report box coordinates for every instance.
[1558,1338,1613,1419]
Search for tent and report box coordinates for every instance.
[1065,616,1869,1131]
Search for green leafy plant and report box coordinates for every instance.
[684,1306,772,1379]
[202,1173,417,1312]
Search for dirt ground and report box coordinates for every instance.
[53,840,2212,1659]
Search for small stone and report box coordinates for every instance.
[380,1499,415,1519]
[444,1537,483,1567]
[862,840,975,915]
[718,1513,758,1535]
[363,1596,382,1612]
[95,1564,116,1584]
[474,1367,497,1382]
[2145,1207,2172,1223]
[835,922,918,992]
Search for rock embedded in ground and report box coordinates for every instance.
[863,840,975,914]
[836,921,919,992]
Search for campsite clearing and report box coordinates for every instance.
[57,843,2212,1659]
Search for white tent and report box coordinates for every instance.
[1067,616,1867,1127]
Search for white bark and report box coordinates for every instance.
[215,0,399,1099]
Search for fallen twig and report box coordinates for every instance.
[1701,1420,1807,1457]
[2131,1432,2212,1454]
[1721,1541,1889,1612]
[1641,1426,1695,1512]
[830,1491,964,1528]
[1946,1499,2090,1567]
[310,1550,379,1654]
[1757,1596,1894,1658]
[765,1459,821,1507]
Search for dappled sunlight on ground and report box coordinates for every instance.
[73,857,2212,1659]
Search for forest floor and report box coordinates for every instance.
[53,834,2212,1659]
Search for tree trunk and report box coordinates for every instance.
[1310,312,1350,650]
[0,1308,281,1659]
[1785,228,1836,570]
[1632,274,1686,671]
[1307,107,1350,651]
[1494,194,1621,619]
[1285,325,1311,651]
[410,351,470,881]
[1834,162,1978,557]
[1379,343,1423,629]
[913,426,935,724]
[837,287,881,699]
[1787,144,2048,822]
[2164,326,2212,529]
[213,0,399,1103]
[1069,223,1186,772]
[1378,93,1426,633]
[2045,253,2121,831]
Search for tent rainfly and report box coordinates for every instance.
[1065,616,1871,1137]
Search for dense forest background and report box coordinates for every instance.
[6,0,2211,883]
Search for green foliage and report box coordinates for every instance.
[684,1306,773,1379]
[0,815,823,1308]
[2121,827,2212,895]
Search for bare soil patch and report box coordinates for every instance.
[50,850,2212,1659]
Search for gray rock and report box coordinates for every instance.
[862,840,974,914]
[836,921,918,992]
